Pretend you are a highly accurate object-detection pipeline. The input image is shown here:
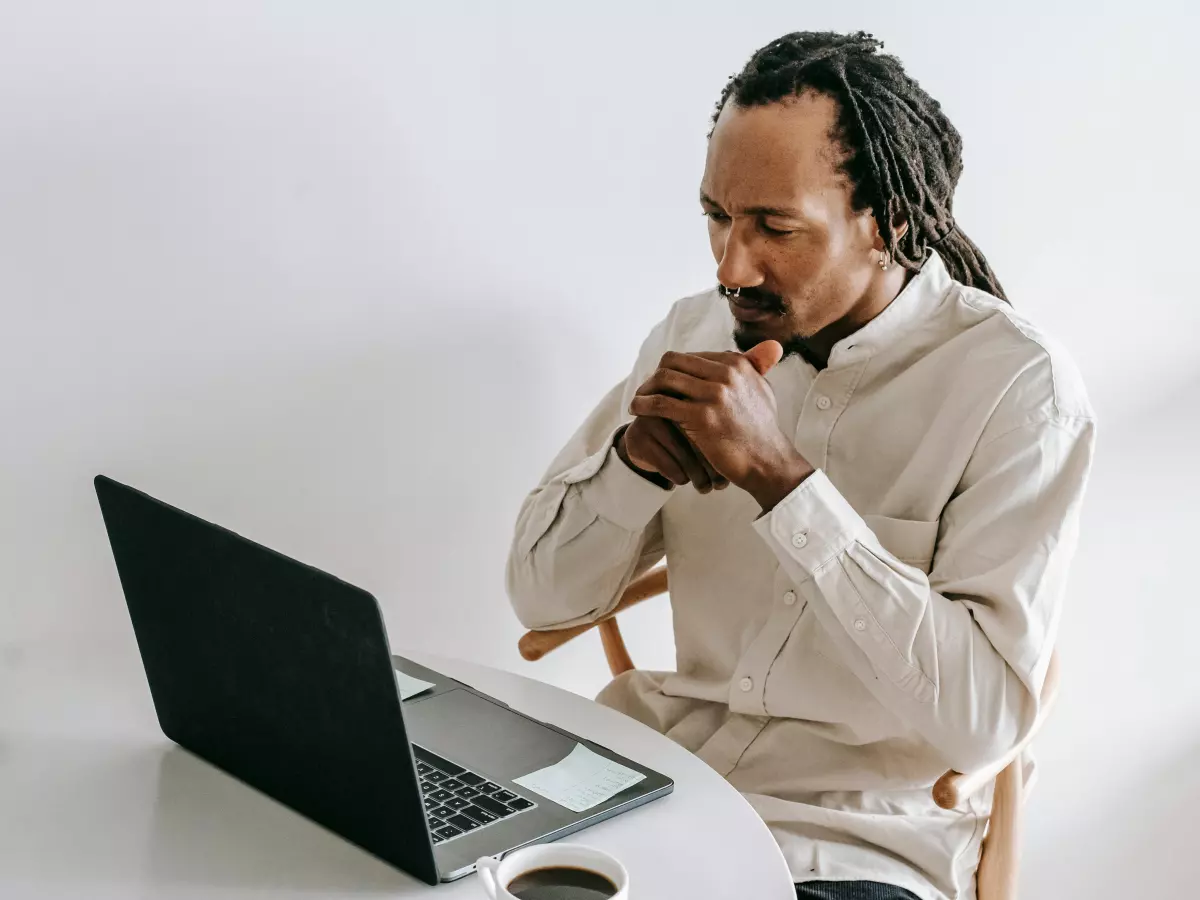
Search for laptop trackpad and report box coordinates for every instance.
[403,688,581,782]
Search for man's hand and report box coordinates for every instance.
[628,340,815,511]
[617,417,729,493]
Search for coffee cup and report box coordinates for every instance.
[475,843,629,899]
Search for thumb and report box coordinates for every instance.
[743,340,784,375]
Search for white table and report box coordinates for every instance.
[0,638,795,898]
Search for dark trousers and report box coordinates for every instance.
[796,882,921,900]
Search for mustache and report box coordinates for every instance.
[719,284,787,312]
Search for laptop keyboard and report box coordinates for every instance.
[413,745,538,845]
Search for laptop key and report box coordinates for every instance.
[508,797,533,811]
[472,794,516,818]
[428,817,445,829]
[446,814,481,832]
[445,797,470,811]
[455,786,480,799]
[420,780,438,794]
[430,805,455,819]
[429,789,454,803]
[422,797,439,811]
[441,778,465,791]
[413,748,466,777]
[425,771,447,783]
[492,790,518,804]
[435,824,462,839]
[457,772,485,786]
[416,763,433,775]
[432,834,444,844]
[462,805,497,824]
[478,781,502,794]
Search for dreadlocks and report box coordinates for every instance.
[712,31,1007,302]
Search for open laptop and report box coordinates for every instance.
[94,475,672,884]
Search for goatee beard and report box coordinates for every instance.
[733,326,824,370]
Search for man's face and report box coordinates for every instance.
[700,92,883,355]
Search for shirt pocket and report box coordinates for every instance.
[860,514,940,575]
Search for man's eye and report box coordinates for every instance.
[761,222,798,237]
[703,210,730,223]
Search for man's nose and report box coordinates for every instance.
[715,222,765,291]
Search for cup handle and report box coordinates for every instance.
[475,855,502,899]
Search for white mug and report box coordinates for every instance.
[475,843,629,899]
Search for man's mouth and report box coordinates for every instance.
[728,297,779,323]
[721,285,784,324]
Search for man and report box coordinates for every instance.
[506,31,1094,900]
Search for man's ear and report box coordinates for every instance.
[869,213,910,251]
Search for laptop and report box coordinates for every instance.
[93,475,673,884]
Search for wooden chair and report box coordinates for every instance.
[519,566,1060,900]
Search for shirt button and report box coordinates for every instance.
[783,590,797,606]
[816,396,832,410]
[739,677,754,692]
[791,531,808,549]
[853,618,867,631]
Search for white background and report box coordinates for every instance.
[1,2,1197,896]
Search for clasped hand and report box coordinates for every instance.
[618,341,815,510]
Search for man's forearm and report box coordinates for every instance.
[742,451,816,513]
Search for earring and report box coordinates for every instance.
[878,250,890,271]
[733,287,741,298]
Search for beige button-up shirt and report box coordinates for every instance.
[506,252,1095,900]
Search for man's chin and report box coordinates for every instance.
[733,324,816,363]
[733,322,794,353]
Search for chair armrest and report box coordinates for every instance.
[932,652,1061,809]
[517,567,668,661]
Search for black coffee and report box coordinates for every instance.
[506,865,618,899]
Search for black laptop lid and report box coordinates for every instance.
[94,475,438,885]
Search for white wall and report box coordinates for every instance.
[1,2,1196,896]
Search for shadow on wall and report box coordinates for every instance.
[1021,372,1200,900]
[1024,736,1200,899]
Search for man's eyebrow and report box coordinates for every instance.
[699,192,802,218]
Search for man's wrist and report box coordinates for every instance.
[614,425,673,490]
[743,452,815,513]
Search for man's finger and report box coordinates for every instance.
[633,432,688,485]
[672,427,728,491]
[658,351,734,381]
[649,420,714,493]
[693,450,727,490]
[690,351,743,364]
[697,452,729,490]
[743,340,784,375]
[629,394,692,422]
[636,368,721,401]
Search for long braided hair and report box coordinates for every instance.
[713,31,1007,302]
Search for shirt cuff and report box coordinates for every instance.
[751,469,866,580]
[570,435,673,532]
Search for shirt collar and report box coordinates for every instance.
[826,249,953,366]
